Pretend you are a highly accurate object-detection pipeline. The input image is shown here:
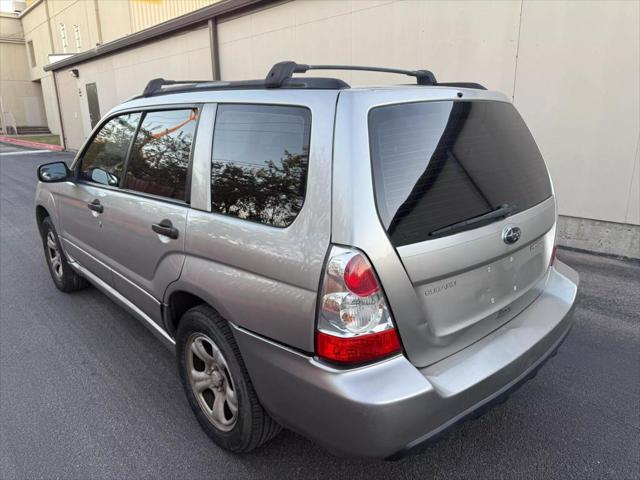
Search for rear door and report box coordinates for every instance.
[333,90,557,367]
[97,107,198,325]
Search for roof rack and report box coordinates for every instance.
[139,61,485,98]
[141,78,209,97]
[265,61,437,87]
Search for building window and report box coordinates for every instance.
[59,23,68,53]
[27,40,36,67]
[73,25,81,51]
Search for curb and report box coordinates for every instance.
[0,136,63,151]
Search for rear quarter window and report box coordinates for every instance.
[210,104,311,227]
[369,100,552,246]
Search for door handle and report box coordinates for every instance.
[87,199,103,213]
[152,219,179,239]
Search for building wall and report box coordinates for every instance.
[54,26,212,148]
[18,0,219,135]
[96,0,132,44]
[20,0,51,80]
[0,14,46,127]
[128,0,216,32]
[217,0,640,234]
[514,1,639,227]
[19,1,61,134]
[46,0,102,55]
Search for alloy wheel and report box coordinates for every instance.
[186,333,238,431]
[46,231,63,280]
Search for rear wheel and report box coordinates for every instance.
[176,305,281,453]
[40,216,87,292]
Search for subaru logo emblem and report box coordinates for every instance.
[502,226,522,245]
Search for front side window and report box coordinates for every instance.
[79,112,141,187]
[123,109,198,201]
[210,104,311,227]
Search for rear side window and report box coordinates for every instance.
[79,112,141,186]
[369,101,552,247]
[210,104,311,227]
[124,109,197,201]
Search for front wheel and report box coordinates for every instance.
[176,305,281,453]
[40,216,87,292]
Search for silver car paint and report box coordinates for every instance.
[54,182,115,285]
[35,84,579,458]
[96,188,189,325]
[332,87,558,367]
[52,89,337,352]
[232,261,578,458]
[164,90,336,352]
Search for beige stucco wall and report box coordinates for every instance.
[0,14,46,127]
[54,26,212,149]
[515,1,639,226]
[128,0,216,32]
[47,0,102,55]
[17,0,219,135]
[217,0,640,227]
[96,0,132,44]
[20,1,52,80]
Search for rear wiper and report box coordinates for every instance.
[429,204,515,237]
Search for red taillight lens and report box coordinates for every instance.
[343,255,380,297]
[316,246,402,364]
[550,245,558,266]
[316,329,401,364]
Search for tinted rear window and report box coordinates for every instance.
[369,101,552,247]
[210,104,311,227]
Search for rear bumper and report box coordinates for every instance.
[232,260,579,458]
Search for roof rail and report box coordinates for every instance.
[264,61,437,88]
[139,76,349,99]
[142,78,210,97]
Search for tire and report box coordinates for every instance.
[176,304,281,453]
[40,216,87,293]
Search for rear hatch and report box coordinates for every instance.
[368,99,556,367]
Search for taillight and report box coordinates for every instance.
[550,244,558,266]
[315,246,401,364]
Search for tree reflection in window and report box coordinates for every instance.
[124,109,197,200]
[211,105,311,227]
[79,113,141,186]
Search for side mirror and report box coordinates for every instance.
[90,168,109,185]
[38,161,71,183]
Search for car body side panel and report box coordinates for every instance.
[97,189,189,325]
[46,181,114,285]
[165,90,338,351]
[169,251,319,351]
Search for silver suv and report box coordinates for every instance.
[35,62,579,458]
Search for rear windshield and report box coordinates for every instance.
[369,100,552,247]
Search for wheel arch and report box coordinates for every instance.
[164,285,234,339]
[35,205,50,236]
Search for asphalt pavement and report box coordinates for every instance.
[1,144,639,479]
